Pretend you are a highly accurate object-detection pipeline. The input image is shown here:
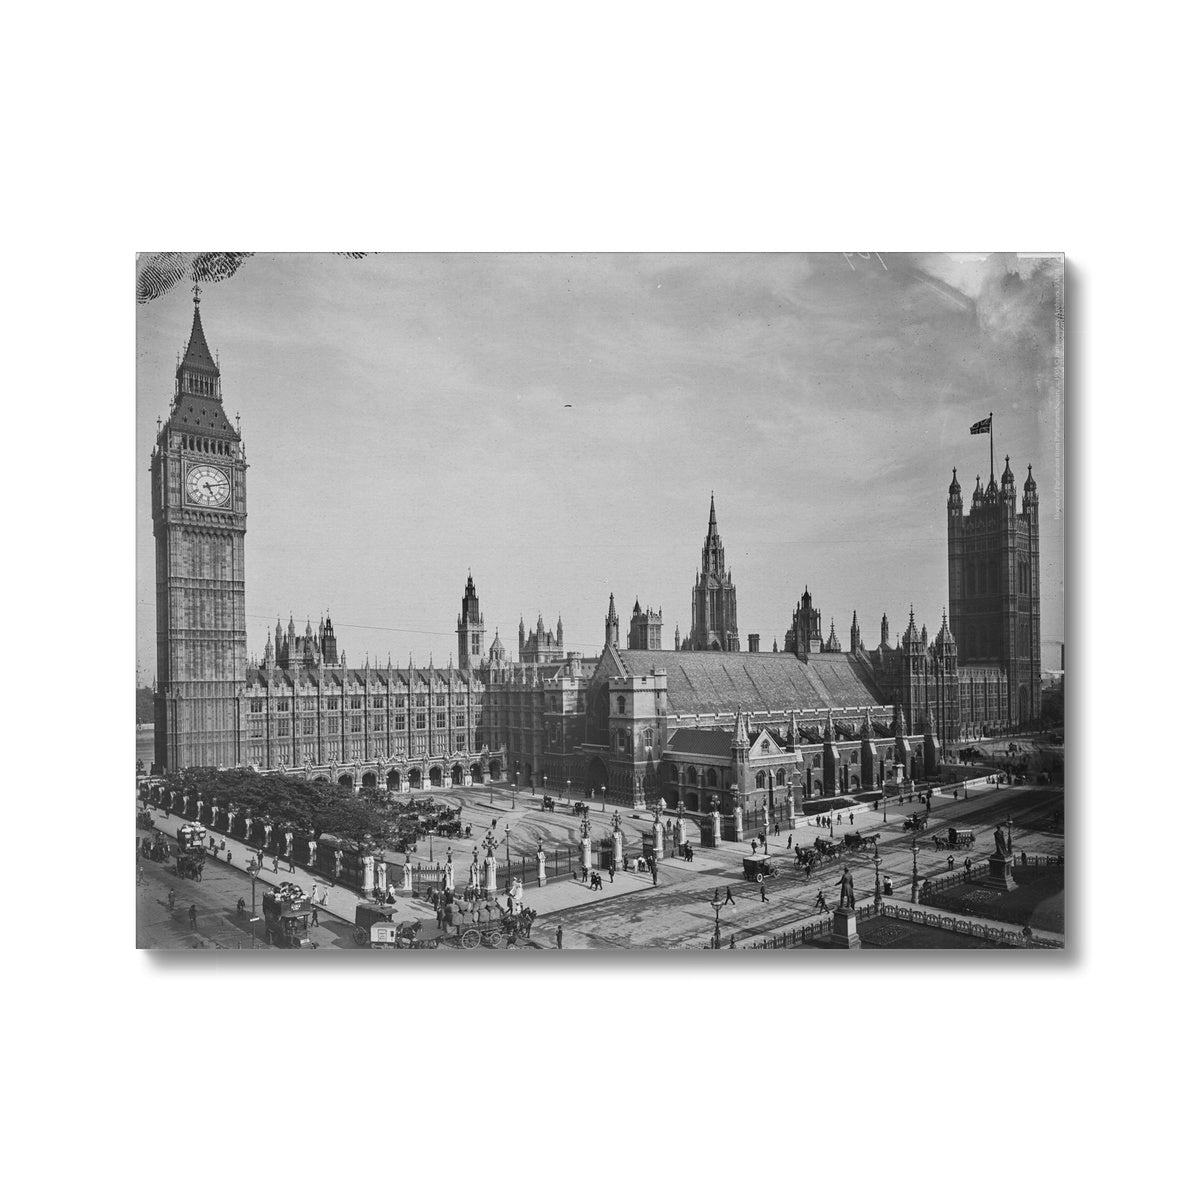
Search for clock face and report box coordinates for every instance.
[185,463,231,508]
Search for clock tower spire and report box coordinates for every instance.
[151,294,248,772]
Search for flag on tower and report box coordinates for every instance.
[970,415,992,435]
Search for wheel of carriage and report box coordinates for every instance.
[460,927,482,949]
[483,930,502,948]
[755,872,764,883]
[353,926,369,946]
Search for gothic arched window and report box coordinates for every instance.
[617,696,626,715]
[755,771,766,790]
[706,768,717,787]
[686,766,697,785]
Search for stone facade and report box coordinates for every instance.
[151,298,248,772]
[681,495,739,650]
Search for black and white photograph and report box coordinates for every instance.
[135,251,1064,953]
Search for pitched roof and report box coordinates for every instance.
[615,649,883,715]
[181,305,218,374]
[167,395,238,439]
[668,728,733,758]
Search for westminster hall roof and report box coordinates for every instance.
[612,649,884,716]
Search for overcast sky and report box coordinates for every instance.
[135,252,1064,680]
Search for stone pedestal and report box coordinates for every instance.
[612,831,623,867]
[652,823,663,856]
[361,855,375,892]
[402,861,413,894]
[581,837,592,873]
[980,852,1018,892]
[484,857,497,898]
[830,906,862,949]
[732,807,743,842]
[784,794,796,829]
[710,813,722,846]
[536,851,546,887]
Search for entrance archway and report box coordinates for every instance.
[429,766,443,787]
[452,764,464,786]
[337,774,353,789]
[586,756,608,795]
[685,791,699,811]
[408,767,423,789]
[471,762,483,783]
[312,775,329,784]
[386,769,400,791]
[488,760,501,780]
[361,771,377,791]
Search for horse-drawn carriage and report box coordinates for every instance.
[813,836,843,860]
[140,832,172,863]
[368,901,537,950]
[948,827,975,848]
[843,830,881,853]
[262,883,314,948]
[903,813,928,832]
[795,847,821,869]
[540,796,556,812]
[572,801,589,816]
[174,846,206,881]
[435,817,463,838]
[136,809,156,831]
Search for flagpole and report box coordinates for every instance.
[989,411,994,482]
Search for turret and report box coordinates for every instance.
[604,593,620,649]
[880,613,889,648]
[674,624,681,651]
[849,610,861,655]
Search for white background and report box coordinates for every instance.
[5,3,1194,1197]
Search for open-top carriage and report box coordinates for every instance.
[540,796,556,812]
[442,899,537,949]
[795,847,821,869]
[573,801,589,816]
[903,813,928,832]
[842,831,881,852]
[262,883,314,948]
[813,836,844,860]
[174,847,206,880]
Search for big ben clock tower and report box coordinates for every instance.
[151,289,248,772]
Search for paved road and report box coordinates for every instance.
[138,774,1062,950]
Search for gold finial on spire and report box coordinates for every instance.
[192,282,202,305]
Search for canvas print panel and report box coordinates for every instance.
[135,252,1064,951]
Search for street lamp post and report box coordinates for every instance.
[601,785,606,813]
[248,861,261,946]
[1006,814,1014,856]
[910,837,919,903]
[512,781,517,809]
[709,888,732,949]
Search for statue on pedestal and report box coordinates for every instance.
[994,825,1009,856]
[838,867,855,909]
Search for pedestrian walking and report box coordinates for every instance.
[787,834,793,850]
[774,822,780,837]
[226,850,232,864]
[816,889,828,912]
[760,883,768,903]
[288,855,295,873]
[805,862,812,880]
[137,865,144,884]
[311,907,319,927]
[725,886,736,906]
[188,904,197,930]
[837,813,842,826]
[167,889,176,911]
[608,864,615,884]
[272,854,279,873]
[220,838,226,851]
[947,855,955,871]
[849,812,854,826]
[556,925,563,950]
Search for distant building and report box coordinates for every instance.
[681,495,739,650]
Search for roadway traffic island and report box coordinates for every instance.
[979,851,1018,892]
[830,907,862,950]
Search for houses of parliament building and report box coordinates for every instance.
[150,302,1041,804]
